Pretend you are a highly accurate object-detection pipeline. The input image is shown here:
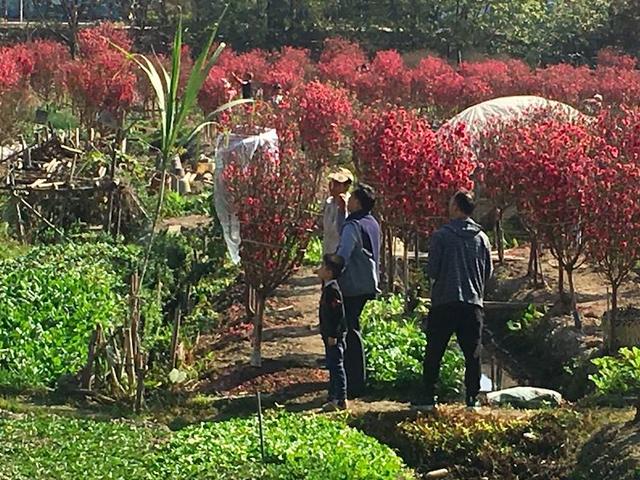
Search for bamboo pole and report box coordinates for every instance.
[81,325,101,389]
[170,306,182,369]
[123,327,135,389]
[134,352,147,413]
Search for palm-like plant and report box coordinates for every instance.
[117,9,248,284]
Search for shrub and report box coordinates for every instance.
[589,347,640,396]
[358,408,585,480]
[0,243,142,388]
[302,236,322,266]
[395,409,583,479]
[361,295,464,397]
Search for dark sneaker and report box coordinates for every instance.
[322,400,349,412]
[466,396,481,412]
[411,397,437,412]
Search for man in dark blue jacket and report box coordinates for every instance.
[418,190,493,411]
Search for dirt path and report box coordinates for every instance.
[195,243,635,418]
[193,267,417,416]
[494,244,640,320]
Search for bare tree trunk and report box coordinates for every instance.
[495,207,505,264]
[567,269,581,329]
[380,223,387,290]
[609,283,619,353]
[250,294,266,367]
[169,305,182,369]
[536,242,545,287]
[387,228,395,293]
[528,235,543,287]
[403,235,409,292]
[558,262,564,295]
[414,232,419,271]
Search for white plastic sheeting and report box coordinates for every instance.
[443,95,584,149]
[213,129,279,264]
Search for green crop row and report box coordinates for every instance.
[0,411,413,480]
[0,243,153,388]
[361,295,464,398]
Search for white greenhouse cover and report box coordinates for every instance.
[443,95,584,148]
[213,129,279,264]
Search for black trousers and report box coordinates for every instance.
[423,302,483,398]
[343,295,372,397]
[343,295,372,332]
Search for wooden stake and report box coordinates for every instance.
[257,391,266,461]
[123,327,135,390]
[15,199,25,243]
[18,196,65,238]
[81,325,101,389]
[134,352,147,413]
[170,306,182,369]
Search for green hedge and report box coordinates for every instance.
[357,408,585,479]
[0,411,414,480]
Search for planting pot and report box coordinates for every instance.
[602,306,640,350]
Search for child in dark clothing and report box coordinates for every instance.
[317,254,348,411]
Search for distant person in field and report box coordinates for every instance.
[323,168,354,256]
[336,183,381,397]
[583,93,603,115]
[232,71,254,99]
[416,191,493,412]
[317,253,348,411]
[271,83,284,106]
[221,78,237,103]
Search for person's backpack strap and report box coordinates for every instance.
[350,219,374,260]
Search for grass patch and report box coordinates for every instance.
[0,414,165,479]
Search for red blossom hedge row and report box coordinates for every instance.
[3,24,640,131]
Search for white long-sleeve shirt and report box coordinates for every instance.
[322,195,349,255]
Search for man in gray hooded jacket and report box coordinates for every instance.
[418,190,493,411]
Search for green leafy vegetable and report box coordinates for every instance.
[361,295,464,397]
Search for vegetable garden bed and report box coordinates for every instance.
[0,410,414,480]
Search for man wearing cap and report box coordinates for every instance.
[323,168,354,256]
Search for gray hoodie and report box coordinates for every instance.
[426,218,493,308]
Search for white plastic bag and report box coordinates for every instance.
[212,129,279,264]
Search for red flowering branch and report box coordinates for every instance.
[353,107,474,289]
[294,81,353,168]
[222,113,320,366]
[587,108,640,349]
